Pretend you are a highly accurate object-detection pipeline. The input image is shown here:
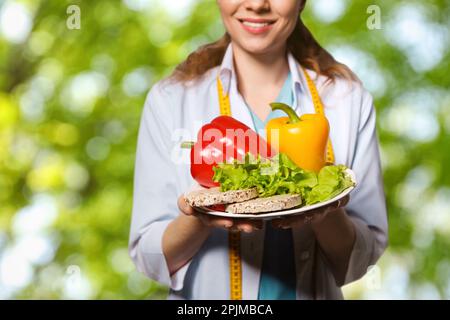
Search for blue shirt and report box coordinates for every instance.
[244,72,297,300]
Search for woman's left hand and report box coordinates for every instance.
[271,195,350,229]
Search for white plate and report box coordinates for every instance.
[189,168,357,220]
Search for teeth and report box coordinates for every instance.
[242,21,270,28]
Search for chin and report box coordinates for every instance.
[237,39,278,55]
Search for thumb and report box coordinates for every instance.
[178,196,195,216]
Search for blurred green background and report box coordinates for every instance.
[0,0,449,299]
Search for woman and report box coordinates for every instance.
[129,0,388,300]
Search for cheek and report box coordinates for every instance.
[280,12,300,37]
[217,0,239,16]
[221,16,240,38]
[271,17,297,45]
[273,0,301,23]
[273,0,302,12]
[217,1,239,30]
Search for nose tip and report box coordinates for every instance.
[244,0,270,12]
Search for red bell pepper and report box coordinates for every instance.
[181,115,275,188]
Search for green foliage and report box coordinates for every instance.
[0,0,449,299]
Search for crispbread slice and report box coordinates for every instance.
[226,194,302,214]
[185,187,258,207]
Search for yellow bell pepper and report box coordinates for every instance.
[266,102,330,173]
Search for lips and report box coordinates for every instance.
[238,18,276,35]
[242,21,272,28]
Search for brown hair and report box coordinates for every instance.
[171,12,357,83]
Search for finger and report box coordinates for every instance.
[319,200,341,214]
[278,219,305,230]
[178,196,194,215]
[328,199,343,212]
[238,219,263,231]
[197,214,258,232]
[304,206,327,216]
[340,195,350,207]
[271,216,301,229]
[209,219,234,229]
[230,222,255,233]
[221,218,263,233]
[235,223,258,233]
[283,212,322,228]
[202,216,234,229]
[329,195,350,211]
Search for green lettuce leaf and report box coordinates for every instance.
[212,153,354,206]
[305,165,352,204]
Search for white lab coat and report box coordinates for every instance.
[128,43,388,300]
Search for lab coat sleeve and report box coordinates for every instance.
[342,88,389,285]
[128,83,191,291]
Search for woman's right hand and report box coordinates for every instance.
[177,196,263,233]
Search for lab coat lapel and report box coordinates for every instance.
[240,226,265,300]
[292,226,316,300]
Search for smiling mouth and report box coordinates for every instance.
[240,20,275,28]
[238,18,276,33]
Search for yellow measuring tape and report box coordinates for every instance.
[217,67,335,300]
[217,78,243,300]
[302,69,335,165]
